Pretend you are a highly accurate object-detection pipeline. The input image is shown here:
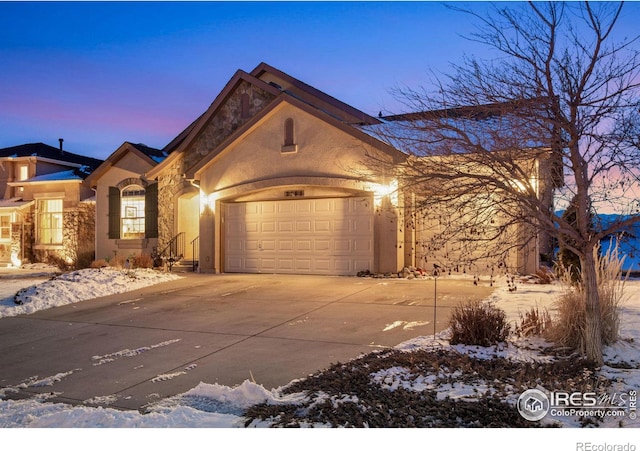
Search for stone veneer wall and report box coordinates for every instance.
[157,81,276,251]
[7,212,35,265]
[32,202,95,269]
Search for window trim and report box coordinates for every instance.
[36,198,64,245]
[120,184,146,240]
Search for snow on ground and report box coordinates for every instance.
[0,271,639,436]
[0,267,181,318]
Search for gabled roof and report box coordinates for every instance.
[188,93,405,179]
[128,142,168,164]
[251,62,381,126]
[0,142,103,171]
[147,69,282,178]
[148,63,391,179]
[85,141,165,187]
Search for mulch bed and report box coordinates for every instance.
[243,347,608,428]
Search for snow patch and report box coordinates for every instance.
[92,339,182,366]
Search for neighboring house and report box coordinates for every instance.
[0,142,103,268]
[85,142,166,263]
[93,63,557,275]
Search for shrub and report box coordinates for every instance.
[449,300,511,346]
[131,253,154,269]
[548,241,627,352]
[535,267,555,284]
[109,255,126,269]
[90,259,110,268]
[46,254,71,272]
[515,306,552,337]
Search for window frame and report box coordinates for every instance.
[36,198,64,245]
[120,184,146,240]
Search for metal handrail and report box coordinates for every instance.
[191,236,199,272]
[159,232,185,271]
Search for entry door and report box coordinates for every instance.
[223,197,373,275]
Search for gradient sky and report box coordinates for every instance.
[1,1,639,160]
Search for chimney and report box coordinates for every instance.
[58,138,64,154]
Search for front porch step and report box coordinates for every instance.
[170,260,199,273]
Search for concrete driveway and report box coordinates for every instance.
[0,273,494,411]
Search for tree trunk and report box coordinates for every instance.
[581,249,604,365]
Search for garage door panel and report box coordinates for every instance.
[279,240,294,251]
[261,240,276,251]
[314,220,331,232]
[296,220,311,232]
[297,240,312,251]
[334,240,350,252]
[278,202,294,214]
[295,201,312,213]
[244,258,260,271]
[245,240,259,251]
[315,240,330,251]
[260,258,276,271]
[354,239,372,251]
[261,222,276,233]
[334,219,348,232]
[314,199,332,213]
[260,203,276,214]
[226,203,245,218]
[354,218,373,233]
[245,203,260,215]
[295,259,312,271]
[226,257,243,271]
[224,197,373,275]
[227,239,243,252]
[278,221,294,232]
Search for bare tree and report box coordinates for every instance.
[369,2,640,364]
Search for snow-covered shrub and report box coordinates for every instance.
[449,300,510,346]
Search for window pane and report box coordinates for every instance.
[0,215,10,239]
[121,185,145,239]
[38,199,63,244]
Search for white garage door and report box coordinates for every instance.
[224,197,373,275]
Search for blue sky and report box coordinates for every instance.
[1,1,638,160]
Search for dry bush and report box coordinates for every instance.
[548,241,628,352]
[515,306,553,337]
[132,253,154,269]
[109,255,126,269]
[449,300,511,346]
[90,259,110,268]
[535,267,555,284]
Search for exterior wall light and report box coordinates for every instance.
[372,179,398,207]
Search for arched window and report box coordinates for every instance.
[121,184,145,239]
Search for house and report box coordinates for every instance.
[92,63,556,276]
[85,142,167,263]
[0,141,103,268]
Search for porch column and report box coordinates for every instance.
[374,197,403,274]
[198,204,216,273]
